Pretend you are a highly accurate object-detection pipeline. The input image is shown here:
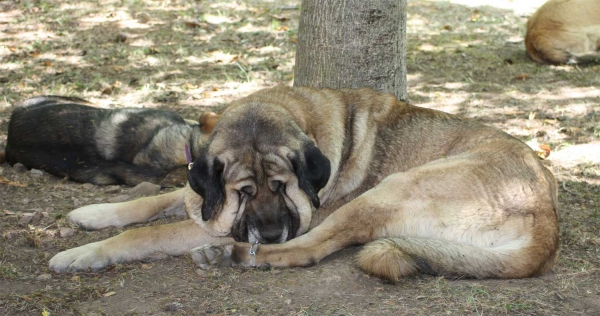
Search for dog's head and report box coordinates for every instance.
[185,96,331,244]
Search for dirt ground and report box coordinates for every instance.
[1,0,599,315]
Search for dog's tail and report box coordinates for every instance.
[356,237,557,281]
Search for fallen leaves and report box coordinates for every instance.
[0,176,27,187]
[513,73,530,80]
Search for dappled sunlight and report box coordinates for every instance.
[551,142,600,166]
[440,0,546,15]
[0,1,599,314]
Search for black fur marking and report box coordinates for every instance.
[290,144,331,208]
[414,257,438,276]
[188,147,225,221]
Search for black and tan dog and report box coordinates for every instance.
[4,96,219,186]
[525,0,600,64]
[49,87,559,281]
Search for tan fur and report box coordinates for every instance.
[525,0,600,64]
[199,112,220,134]
[49,87,559,281]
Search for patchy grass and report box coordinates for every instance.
[1,0,599,314]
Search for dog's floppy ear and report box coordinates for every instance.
[199,112,221,134]
[187,147,225,221]
[290,144,331,208]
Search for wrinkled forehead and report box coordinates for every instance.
[209,101,307,150]
[217,147,296,183]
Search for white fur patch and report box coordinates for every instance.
[68,203,125,229]
[95,111,131,160]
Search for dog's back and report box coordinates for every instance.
[525,0,600,64]
[6,96,107,169]
[5,96,200,185]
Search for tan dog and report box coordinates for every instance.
[49,87,559,281]
[525,0,600,64]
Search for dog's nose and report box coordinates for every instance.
[259,226,284,244]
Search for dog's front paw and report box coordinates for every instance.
[68,204,124,230]
[190,244,236,269]
[49,241,112,272]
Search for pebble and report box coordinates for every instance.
[195,269,208,278]
[30,168,44,177]
[37,274,52,281]
[82,183,96,190]
[104,185,121,193]
[127,182,160,197]
[31,210,43,223]
[59,227,75,238]
[13,163,27,173]
[22,198,30,205]
[73,199,83,208]
[18,213,33,225]
[108,195,130,203]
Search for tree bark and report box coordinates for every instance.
[294,0,407,101]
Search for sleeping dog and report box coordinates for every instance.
[4,96,219,186]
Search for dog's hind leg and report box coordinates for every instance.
[49,219,233,272]
[194,150,559,280]
[68,188,186,230]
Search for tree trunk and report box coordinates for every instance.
[294,0,407,101]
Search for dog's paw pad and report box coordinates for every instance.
[190,244,234,269]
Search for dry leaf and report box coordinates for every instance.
[182,83,196,90]
[141,263,153,269]
[270,14,290,22]
[0,176,28,187]
[514,73,530,80]
[538,144,551,159]
[103,291,116,297]
[443,25,452,30]
[43,61,53,67]
[7,46,17,52]
[71,275,81,282]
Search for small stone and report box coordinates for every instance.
[37,273,52,281]
[104,185,121,193]
[13,163,27,173]
[136,12,151,23]
[164,302,184,312]
[30,168,44,177]
[195,269,208,278]
[73,199,83,208]
[82,183,96,190]
[31,210,43,223]
[127,182,160,197]
[44,207,54,213]
[19,213,33,225]
[59,227,75,238]
[22,198,30,205]
[108,195,130,203]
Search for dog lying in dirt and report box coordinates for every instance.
[3,96,220,186]
[49,86,559,281]
[525,0,600,64]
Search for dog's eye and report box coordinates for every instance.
[240,185,255,196]
[270,180,283,192]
